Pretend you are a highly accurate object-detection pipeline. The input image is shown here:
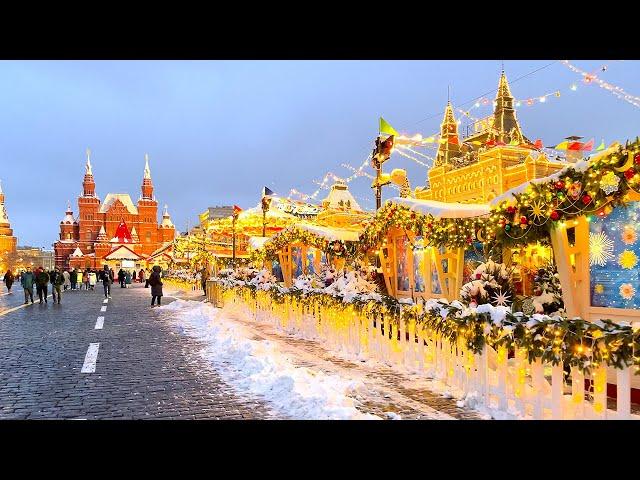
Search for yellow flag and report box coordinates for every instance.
[509,138,519,146]
[554,141,569,150]
[596,140,605,151]
[379,117,399,136]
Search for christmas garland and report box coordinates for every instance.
[218,282,640,375]
[250,224,360,263]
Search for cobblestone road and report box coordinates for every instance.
[0,285,274,419]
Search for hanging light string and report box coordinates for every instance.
[561,60,640,109]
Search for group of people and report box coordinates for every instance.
[2,265,164,306]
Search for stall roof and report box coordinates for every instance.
[248,236,270,250]
[293,222,361,242]
[387,197,490,219]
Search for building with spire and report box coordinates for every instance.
[53,152,176,269]
[416,71,566,203]
[0,180,17,271]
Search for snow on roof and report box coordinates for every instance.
[148,242,173,258]
[239,205,296,221]
[99,193,139,215]
[71,247,84,257]
[294,222,361,242]
[248,236,270,250]
[387,197,490,219]
[322,182,362,212]
[104,245,144,260]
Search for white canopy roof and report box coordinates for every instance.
[387,197,490,219]
[248,236,270,250]
[293,222,361,242]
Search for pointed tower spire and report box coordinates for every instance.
[144,153,151,179]
[161,204,174,228]
[141,153,154,200]
[86,148,93,175]
[82,149,96,197]
[491,71,527,145]
[434,100,461,167]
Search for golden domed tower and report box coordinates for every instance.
[0,180,18,270]
[416,71,566,204]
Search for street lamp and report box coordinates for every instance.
[261,196,272,238]
[370,135,395,210]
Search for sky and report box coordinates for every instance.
[0,60,639,248]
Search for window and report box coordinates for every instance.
[146,231,151,243]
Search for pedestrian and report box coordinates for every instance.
[82,269,89,290]
[88,270,97,290]
[125,270,131,288]
[35,267,50,304]
[132,270,137,283]
[3,269,15,294]
[50,266,64,304]
[118,268,125,288]
[21,267,35,304]
[200,266,209,296]
[62,269,71,291]
[70,268,78,290]
[101,265,113,299]
[149,265,163,307]
[138,268,145,285]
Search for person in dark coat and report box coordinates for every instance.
[139,268,145,285]
[3,270,14,294]
[200,267,209,296]
[102,265,113,299]
[70,268,78,290]
[149,265,163,307]
[118,268,126,288]
[49,266,65,304]
[35,267,50,304]
[21,267,35,304]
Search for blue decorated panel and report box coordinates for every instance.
[396,236,410,291]
[413,236,425,293]
[589,202,640,309]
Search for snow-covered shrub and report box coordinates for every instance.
[530,263,564,315]
[460,260,514,308]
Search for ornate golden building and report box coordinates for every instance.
[0,180,17,271]
[416,72,566,203]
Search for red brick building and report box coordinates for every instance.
[54,153,176,270]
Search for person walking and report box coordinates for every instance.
[3,269,15,294]
[200,266,209,296]
[21,267,35,304]
[125,270,131,288]
[149,265,163,307]
[118,268,125,288]
[82,269,89,290]
[102,265,113,299]
[35,267,50,304]
[62,269,71,291]
[132,270,137,283]
[88,270,97,291]
[50,266,64,304]
[138,268,145,285]
[70,268,78,290]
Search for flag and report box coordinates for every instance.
[596,139,605,151]
[448,136,459,145]
[582,139,594,151]
[533,139,543,149]
[567,142,582,151]
[509,139,519,146]
[233,205,242,217]
[554,141,569,150]
[379,117,399,136]
[262,186,274,197]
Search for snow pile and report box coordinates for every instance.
[247,269,279,291]
[323,270,381,303]
[460,260,514,308]
[161,300,379,420]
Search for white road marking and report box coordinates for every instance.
[103,299,108,304]
[81,343,100,373]
[100,306,107,312]
[95,316,104,330]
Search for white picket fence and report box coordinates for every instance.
[220,290,638,420]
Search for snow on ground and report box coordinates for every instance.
[159,299,379,420]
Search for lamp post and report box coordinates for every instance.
[371,135,395,210]
[261,196,272,238]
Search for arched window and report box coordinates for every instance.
[146,231,151,243]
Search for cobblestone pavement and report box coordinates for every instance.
[0,285,274,419]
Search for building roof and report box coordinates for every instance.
[322,182,362,212]
[387,197,490,219]
[104,245,144,260]
[99,193,139,215]
[71,247,84,257]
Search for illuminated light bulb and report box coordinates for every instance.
[539,96,546,103]
[570,84,577,91]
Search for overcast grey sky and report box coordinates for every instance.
[1,60,638,248]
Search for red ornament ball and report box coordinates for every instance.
[475,273,482,280]
[581,194,592,205]
[635,153,640,165]
[520,216,528,224]
[506,206,516,214]
[555,180,565,190]
[550,210,560,220]
[625,168,636,180]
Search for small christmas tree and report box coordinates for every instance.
[531,262,564,315]
[460,260,514,308]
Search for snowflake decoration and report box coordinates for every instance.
[600,171,621,195]
[589,231,615,266]
[619,283,636,300]
[531,200,546,221]
[618,250,638,270]
[594,283,605,294]
[521,297,535,315]
[492,288,512,307]
[622,226,638,245]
